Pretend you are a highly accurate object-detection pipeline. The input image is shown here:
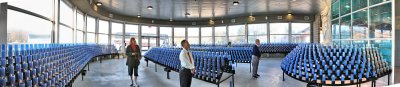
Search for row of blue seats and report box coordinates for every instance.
[189,47,252,63]
[191,43,298,53]
[0,43,117,87]
[281,44,391,85]
[144,47,234,83]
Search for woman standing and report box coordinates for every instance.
[126,37,141,87]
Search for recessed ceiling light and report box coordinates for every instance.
[137,15,141,18]
[233,1,239,5]
[147,6,153,10]
[96,2,102,6]
[170,18,173,21]
[288,13,292,16]
[185,13,190,16]
[292,0,297,1]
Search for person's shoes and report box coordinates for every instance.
[252,76,258,78]
[130,84,134,86]
[256,74,260,77]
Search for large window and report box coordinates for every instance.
[201,27,213,45]
[87,33,96,43]
[76,13,84,30]
[59,25,73,43]
[174,27,186,46]
[125,24,139,45]
[214,26,227,44]
[340,15,351,40]
[111,22,123,50]
[60,1,73,26]
[352,11,368,40]
[7,10,52,44]
[228,25,246,44]
[98,34,108,44]
[270,23,289,34]
[99,20,109,34]
[340,0,351,16]
[160,27,173,46]
[248,23,267,43]
[87,16,96,33]
[332,20,340,40]
[76,31,84,43]
[8,0,53,18]
[141,25,157,50]
[292,23,310,43]
[270,23,289,43]
[188,27,200,45]
[370,3,391,38]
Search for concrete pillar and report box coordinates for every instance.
[0,3,7,44]
[138,24,142,49]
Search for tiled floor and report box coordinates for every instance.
[72,57,391,87]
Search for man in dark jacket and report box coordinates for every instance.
[252,39,261,78]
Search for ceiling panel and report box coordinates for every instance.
[96,0,320,21]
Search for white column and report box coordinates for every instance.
[122,22,126,47]
[72,6,77,43]
[138,24,142,49]
[108,21,112,45]
[393,0,400,84]
[54,0,61,43]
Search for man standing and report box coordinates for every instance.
[252,39,261,78]
[179,40,195,87]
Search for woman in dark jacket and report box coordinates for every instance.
[126,37,141,87]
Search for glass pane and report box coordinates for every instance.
[332,20,340,39]
[370,0,389,6]
[77,13,84,30]
[77,31,83,43]
[141,25,157,50]
[99,34,109,44]
[340,0,351,16]
[202,37,213,45]
[270,35,289,43]
[188,27,199,45]
[99,20,109,34]
[352,0,368,11]
[8,0,53,18]
[248,23,267,35]
[332,1,340,19]
[291,35,310,43]
[125,24,139,45]
[60,1,73,26]
[215,36,227,45]
[160,27,173,46]
[112,22,123,35]
[174,27,186,37]
[340,15,351,39]
[229,36,246,44]
[370,3,392,38]
[87,33,96,43]
[248,36,268,44]
[188,27,199,37]
[174,37,185,47]
[59,25,73,43]
[201,27,213,36]
[270,23,289,34]
[352,11,368,39]
[292,23,310,34]
[229,25,245,36]
[215,26,227,36]
[87,16,96,33]
[7,10,52,44]
[111,35,123,50]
